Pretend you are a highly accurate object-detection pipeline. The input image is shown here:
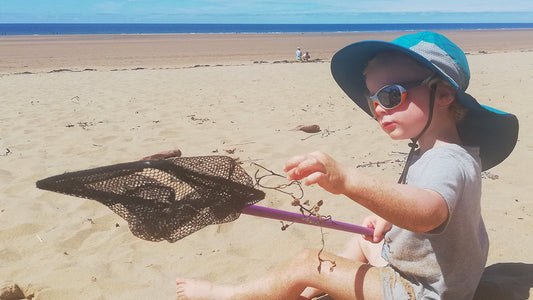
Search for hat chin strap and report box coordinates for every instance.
[397,86,436,184]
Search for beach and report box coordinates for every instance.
[1,29,532,299]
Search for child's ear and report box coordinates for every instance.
[435,84,456,107]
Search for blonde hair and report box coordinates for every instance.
[425,75,468,122]
[363,51,468,122]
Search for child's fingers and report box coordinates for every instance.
[285,155,324,180]
[302,172,323,186]
[362,215,380,229]
[284,152,325,172]
[361,216,379,242]
[372,233,385,243]
[283,154,308,172]
[296,160,326,182]
[362,232,383,243]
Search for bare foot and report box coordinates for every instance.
[176,278,233,300]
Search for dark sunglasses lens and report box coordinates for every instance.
[377,86,402,108]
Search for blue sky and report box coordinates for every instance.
[1,0,533,23]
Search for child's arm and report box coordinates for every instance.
[284,151,448,233]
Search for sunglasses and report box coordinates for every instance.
[368,79,427,112]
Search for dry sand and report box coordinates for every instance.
[0,30,532,299]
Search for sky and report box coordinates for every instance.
[1,0,533,24]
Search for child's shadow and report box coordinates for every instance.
[474,263,533,300]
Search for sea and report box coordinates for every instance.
[2,23,533,36]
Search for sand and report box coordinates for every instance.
[0,30,532,299]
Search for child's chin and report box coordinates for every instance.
[385,132,404,140]
[389,134,413,141]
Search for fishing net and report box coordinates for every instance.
[36,156,265,242]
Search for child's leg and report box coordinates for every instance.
[300,235,386,299]
[339,235,386,265]
[176,248,383,300]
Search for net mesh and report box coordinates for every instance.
[36,156,265,242]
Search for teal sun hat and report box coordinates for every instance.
[331,31,518,171]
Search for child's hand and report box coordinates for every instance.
[362,215,392,243]
[283,151,348,195]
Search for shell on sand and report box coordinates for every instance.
[141,149,182,161]
[289,124,321,133]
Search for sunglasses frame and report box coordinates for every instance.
[368,78,428,114]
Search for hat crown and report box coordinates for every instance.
[392,31,470,91]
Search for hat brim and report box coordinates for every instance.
[456,91,518,171]
[330,41,519,171]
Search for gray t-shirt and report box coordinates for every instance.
[382,144,488,299]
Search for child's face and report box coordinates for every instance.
[365,59,431,140]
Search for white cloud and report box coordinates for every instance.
[1,0,532,23]
[94,1,125,13]
[187,0,533,14]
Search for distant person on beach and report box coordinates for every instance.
[175,31,518,300]
[296,47,302,61]
[302,51,311,62]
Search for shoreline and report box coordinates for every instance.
[1,29,533,74]
[3,27,533,36]
[3,28,532,38]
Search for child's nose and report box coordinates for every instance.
[373,101,387,117]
